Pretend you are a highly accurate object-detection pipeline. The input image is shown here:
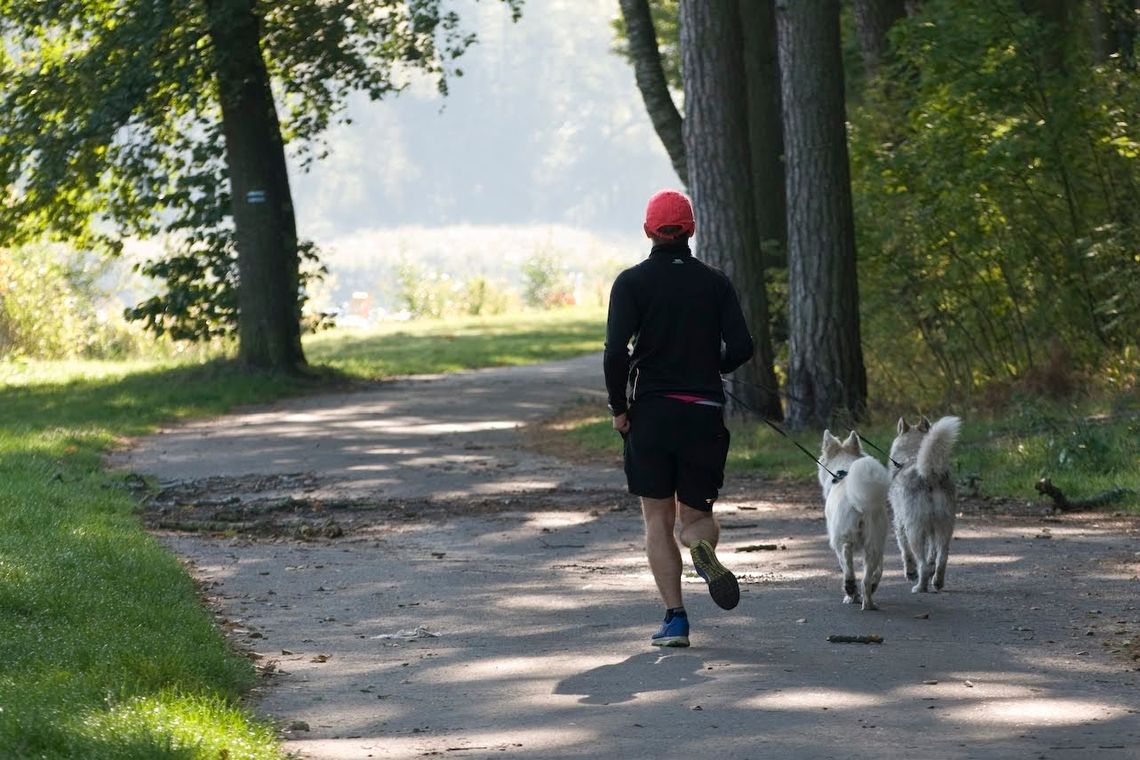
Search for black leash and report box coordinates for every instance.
[857,435,903,469]
[721,384,846,482]
[722,374,810,406]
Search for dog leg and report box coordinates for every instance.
[841,543,860,604]
[862,546,883,611]
[895,523,917,582]
[916,542,936,593]
[933,535,951,591]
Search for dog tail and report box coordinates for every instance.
[917,416,962,480]
[845,456,890,514]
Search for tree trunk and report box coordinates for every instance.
[618,0,688,187]
[204,0,305,372]
[740,0,787,272]
[681,0,782,420]
[851,0,907,79]
[775,0,867,430]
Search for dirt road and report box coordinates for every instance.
[112,354,1140,760]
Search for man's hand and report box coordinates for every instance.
[612,412,630,435]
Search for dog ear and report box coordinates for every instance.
[841,430,860,452]
[897,417,907,435]
[821,430,840,456]
[919,416,932,432]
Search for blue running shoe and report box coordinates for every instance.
[690,539,740,610]
[651,613,690,647]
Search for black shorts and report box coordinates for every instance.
[622,396,730,511]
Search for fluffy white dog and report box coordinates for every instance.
[888,416,962,593]
[818,430,891,611]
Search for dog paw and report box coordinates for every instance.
[843,595,859,605]
[862,601,879,611]
[911,584,925,593]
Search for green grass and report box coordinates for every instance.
[303,306,606,379]
[0,359,319,759]
[563,399,1140,509]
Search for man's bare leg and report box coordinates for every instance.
[677,501,719,549]
[679,500,739,610]
[641,496,682,609]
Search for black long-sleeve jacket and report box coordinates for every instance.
[603,241,755,416]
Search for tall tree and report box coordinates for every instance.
[1090,0,1138,64]
[205,0,303,369]
[740,0,787,271]
[0,0,520,372]
[617,0,688,186]
[775,0,867,429]
[680,0,782,419]
[851,0,908,79]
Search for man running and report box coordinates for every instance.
[604,189,755,648]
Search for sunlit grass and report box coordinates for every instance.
[0,358,305,759]
[304,306,606,379]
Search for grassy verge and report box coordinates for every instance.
[560,397,1140,510]
[0,359,317,758]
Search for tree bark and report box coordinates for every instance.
[618,0,689,187]
[851,0,907,79]
[204,0,305,372]
[775,0,867,430]
[740,0,787,272]
[681,0,782,420]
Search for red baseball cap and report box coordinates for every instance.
[643,189,695,240]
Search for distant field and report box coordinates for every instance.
[304,306,607,379]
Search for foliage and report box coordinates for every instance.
[0,246,91,359]
[0,244,156,360]
[126,239,327,342]
[0,358,309,757]
[462,274,514,316]
[0,0,522,342]
[849,0,1140,406]
[520,249,573,308]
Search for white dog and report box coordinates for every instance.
[888,416,962,593]
[818,430,891,611]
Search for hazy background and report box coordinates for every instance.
[277,0,679,314]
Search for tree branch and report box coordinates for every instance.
[617,0,688,187]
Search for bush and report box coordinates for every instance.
[1,245,98,359]
[850,0,1140,406]
[521,249,573,309]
